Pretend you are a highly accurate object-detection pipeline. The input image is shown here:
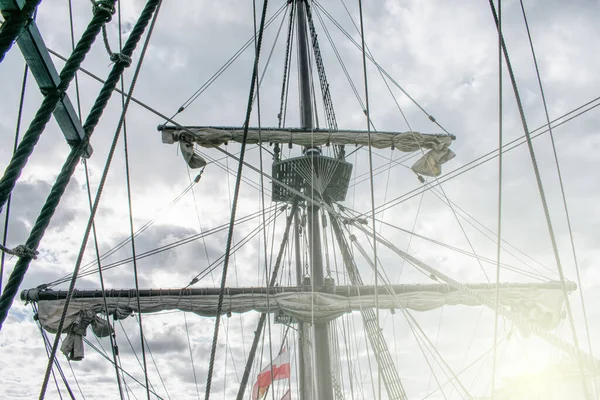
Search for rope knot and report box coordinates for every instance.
[93,0,116,21]
[40,87,65,100]
[109,52,132,67]
[12,244,39,259]
[0,243,39,259]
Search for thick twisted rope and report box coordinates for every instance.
[32,0,161,400]
[36,2,162,398]
[0,0,163,332]
[0,0,41,63]
[204,1,270,398]
[0,0,115,216]
[0,0,118,329]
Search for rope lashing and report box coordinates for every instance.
[101,21,132,67]
[0,243,38,259]
[109,52,132,67]
[0,0,41,63]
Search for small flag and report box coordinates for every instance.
[252,350,291,400]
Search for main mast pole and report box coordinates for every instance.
[296,1,333,399]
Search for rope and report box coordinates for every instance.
[487,1,589,393]
[236,201,297,400]
[0,0,119,330]
[0,0,41,62]
[356,1,383,397]
[491,0,503,395]
[117,1,152,396]
[519,0,597,391]
[100,17,132,67]
[1,64,29,295]
[83,337,165,399]
[35,1,162,398]
[0,243,39,259]
[352,222,600,372]
[277,1,295,129]
[203,0,270,398]
[0,1,114,214]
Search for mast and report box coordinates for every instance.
[296,1,333,399]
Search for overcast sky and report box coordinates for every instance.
[1,0,600,399]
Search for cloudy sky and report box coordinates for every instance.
[1,0,600,399]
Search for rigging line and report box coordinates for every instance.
[355,220,600,371]
[38,2,164,398]
[447,307,485,399]
[83,159,126,398]
[360,95,600,219]
[337,0,413,132]
[71,0,124,393]
[137,318,172,400]
[423,184,556,279]
[204,1,270,397]
[420,186,549,280]
[119,10,152,398]
[491,0,503,396]
[0,64,27,296]
[71,167,199,277]
[365,212,547,281]
[187,206,283,288]
[486,2,588,391]
[348,150,418,186]
[48,204,278,287]
[356,1,381,397]
[426,308,444,394]
[46,42,417,220]
[174,3,287,115]
[39,329,70,400]
[186,167,215,284]
[314,0,451,135]
[351,228,459,398]
[44,43,600,174]
[66,361,86,400]
[222,151,247,372]
[282,2,296,131]
[519,0,596,380]
[278,1,295,129]
[421,339,506,400]
[34,305,75,400]
[351,233,468,399]
[117,321,159,396]
[83,337,165,399]
[251,0,290,115]
[235,201,298,400]
[251,2,276,399]
[195,146,267,194]
[312,5,365,112]
[100,206,280,286]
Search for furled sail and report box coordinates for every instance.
[23,281,572,360]
[159,126,456,176]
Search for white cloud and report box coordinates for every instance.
[1,0,599,399]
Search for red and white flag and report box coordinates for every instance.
[252,350,291,400]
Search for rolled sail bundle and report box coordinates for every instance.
[23,281,571,360]
[159,126,456,177]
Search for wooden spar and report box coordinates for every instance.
[159,125,455,150]
[21,281,576,301]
